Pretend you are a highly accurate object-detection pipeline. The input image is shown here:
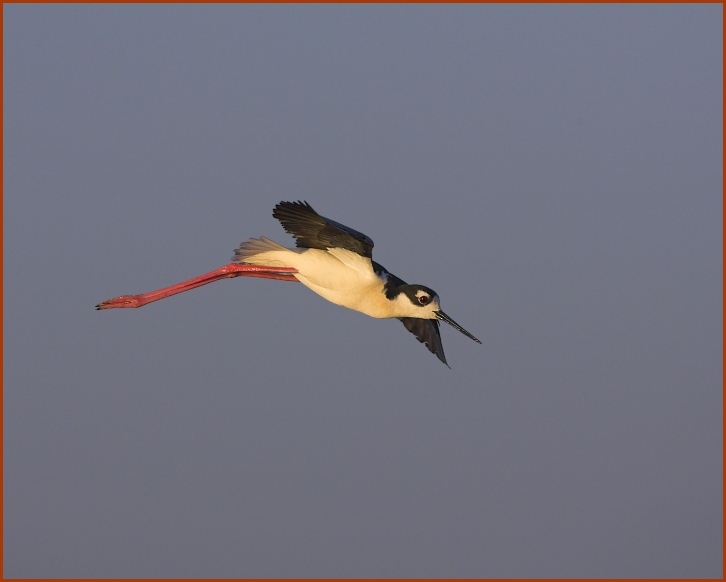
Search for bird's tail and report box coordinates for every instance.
[232,236,297,267]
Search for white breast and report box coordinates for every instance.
[292,249,394,318]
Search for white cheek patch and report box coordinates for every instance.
[392,295,433,319]
[414,289,441,310]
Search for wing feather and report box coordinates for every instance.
[273,201,374,258]
[398,317,449,367]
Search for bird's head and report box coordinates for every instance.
[395,284,481,344]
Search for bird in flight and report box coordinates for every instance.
[97,201,481,366]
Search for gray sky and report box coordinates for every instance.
[4,4,722,578]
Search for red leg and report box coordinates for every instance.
[96,263,299,309]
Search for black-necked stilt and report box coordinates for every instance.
[97,201,481,366]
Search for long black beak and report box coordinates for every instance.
[435,311,482,344]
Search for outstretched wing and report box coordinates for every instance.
[273,201,374,259]
[398,317,449,367]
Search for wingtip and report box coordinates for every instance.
[273,200,313,213]
[437,350,450,368]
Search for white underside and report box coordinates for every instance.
[236,237,398,318]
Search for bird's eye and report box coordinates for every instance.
[419,295,430,305]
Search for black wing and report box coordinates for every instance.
[273,201,374,258]
[398,317,449,368]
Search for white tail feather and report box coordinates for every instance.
[233,236,297,266]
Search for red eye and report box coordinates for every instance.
[419,295,430,305]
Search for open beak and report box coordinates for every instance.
[435,311,481,343]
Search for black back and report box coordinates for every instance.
[372,261,406,300]
[273,201,374,258]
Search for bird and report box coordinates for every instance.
[97,201,481,366]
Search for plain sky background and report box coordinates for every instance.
[4,4,722,578]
